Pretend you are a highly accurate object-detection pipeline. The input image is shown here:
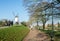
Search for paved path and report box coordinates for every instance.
[23,28,50,41]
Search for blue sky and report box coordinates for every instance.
[0,0,29,22]
[0,0,60,24]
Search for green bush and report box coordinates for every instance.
[0,25,29,41]
[21,22,27,26]
[55,31,60,37]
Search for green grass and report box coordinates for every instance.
[0,25,29,41]
[40,29,60,41]
[54,31,60,41]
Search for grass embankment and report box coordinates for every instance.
[40,29,60,41]
[0,25,29,41]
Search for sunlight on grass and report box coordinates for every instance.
[0,25,29,41]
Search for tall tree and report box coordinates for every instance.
[23,0,50,30]
[23,0,60,30]
[57,0,60,3]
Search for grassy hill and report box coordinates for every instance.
[0,25,29,41]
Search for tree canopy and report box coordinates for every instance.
[23,0,60,30]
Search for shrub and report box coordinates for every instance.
[21,22,27,26]
[55,31,60,37]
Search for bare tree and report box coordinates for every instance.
[23,0,60,30]
[23,0,50,30]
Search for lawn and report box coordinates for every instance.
[0,25,29,41]
[40,29,60,41]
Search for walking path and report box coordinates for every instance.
[0,26,9,29]
[23,28,50,41]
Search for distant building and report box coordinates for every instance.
[14,16,19,24]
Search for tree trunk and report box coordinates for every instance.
[36,21,39,29]
[43,22,45,30]
[37,21,38,26]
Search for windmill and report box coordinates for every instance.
[13,12,19,24]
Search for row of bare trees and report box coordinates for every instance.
[23,0,60,30]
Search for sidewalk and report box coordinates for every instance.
[23,28,50,41]
[0,26,9,29]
